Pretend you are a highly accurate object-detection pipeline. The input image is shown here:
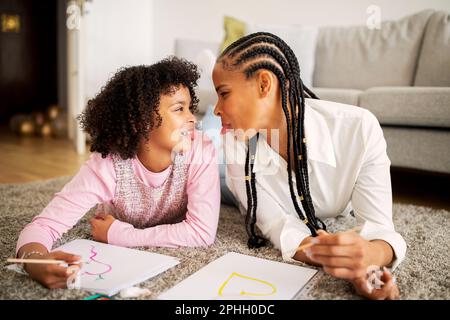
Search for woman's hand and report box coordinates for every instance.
[303,230,400,300]
[304,231,374,280]
[90,214,116,243]
[25,251,82,289]
[352,267,400,300]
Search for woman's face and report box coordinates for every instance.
[212,62,274,140]
[147,85,196,153]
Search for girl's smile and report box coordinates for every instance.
[138,85,197,172]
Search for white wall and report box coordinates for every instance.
[152,0,450,62]
[80,0,450,96]
[84,0,153,98]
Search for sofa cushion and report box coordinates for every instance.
[359,87,450,128]
[195,88,218,116]
[219,16,319,88]
[311,88,362,106]
[220,16,246,53]
[313,10,434,90]
[245,23,318,88]
[414,11,450,86]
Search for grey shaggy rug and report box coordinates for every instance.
[0,177,449,300]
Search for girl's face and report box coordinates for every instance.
[212,62,275,140]
[147,85,196,154]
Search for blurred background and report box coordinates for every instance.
[0,0,449,209]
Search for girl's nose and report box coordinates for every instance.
[187,109,196,124]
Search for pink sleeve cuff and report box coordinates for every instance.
[15,228,54,256]
[107,219,134,247]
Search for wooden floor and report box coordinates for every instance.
[0,128,90,183]
[0,127,449,210]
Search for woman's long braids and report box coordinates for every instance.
[218,32,326,248]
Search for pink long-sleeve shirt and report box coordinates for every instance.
[16,132,220,255]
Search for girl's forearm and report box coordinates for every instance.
[16,243,49,273]
[17,242,49,259]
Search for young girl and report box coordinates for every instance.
[213,32,405,300]
[15,57,220,289]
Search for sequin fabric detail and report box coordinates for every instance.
[109,153,188,229]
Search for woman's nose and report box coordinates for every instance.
[214,103,221,116]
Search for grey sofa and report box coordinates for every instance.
[312,10,450,174]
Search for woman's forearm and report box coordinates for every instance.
[368,239,394,267]
[293,236,322,266]
[293,237,394,268]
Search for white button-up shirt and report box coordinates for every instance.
[224,98,407,270]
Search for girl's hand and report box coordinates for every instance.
[304,231,373,280]
[352,267,400,300]
[25,251,82,289]
[90,214,116,243]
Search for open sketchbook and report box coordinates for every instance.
[158,252,318,300]
[54,239,179,296]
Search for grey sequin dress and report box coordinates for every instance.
[100,153,189,229]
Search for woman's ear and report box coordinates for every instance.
[257,70,273,98]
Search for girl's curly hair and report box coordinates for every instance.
[78,56,200,159]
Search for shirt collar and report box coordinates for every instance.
[253,102,336,174]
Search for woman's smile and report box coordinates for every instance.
[220,123,232,135]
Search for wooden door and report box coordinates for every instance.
[0,0,57,124]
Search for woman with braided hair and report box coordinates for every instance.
[213,32,405,300]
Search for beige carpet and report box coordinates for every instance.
[0,177,449,300]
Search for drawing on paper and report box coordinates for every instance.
[218,272,277,297]
[81,245,112,280]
